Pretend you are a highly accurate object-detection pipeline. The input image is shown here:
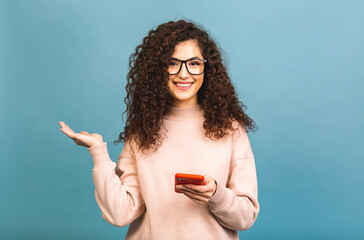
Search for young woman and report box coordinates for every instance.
[60,19,259,239]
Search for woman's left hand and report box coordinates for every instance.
[176,175,217,204]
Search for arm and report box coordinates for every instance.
[88,140,145,227]
[207,124,260,231]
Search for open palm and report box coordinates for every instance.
[59,121,103,148]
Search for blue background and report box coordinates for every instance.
[1,0,363,239]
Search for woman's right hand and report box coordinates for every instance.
[59,121,104,148]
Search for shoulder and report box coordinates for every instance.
[230,120,247,137]
[119,137,139,160]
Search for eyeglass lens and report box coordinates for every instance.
[168,59,205,75]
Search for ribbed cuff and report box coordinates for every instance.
[87,142,114,170]
[207,182,232,212]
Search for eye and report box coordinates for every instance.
[189,60,202,66]
[169,60,179,66]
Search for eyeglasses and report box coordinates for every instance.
[168,57,207,75]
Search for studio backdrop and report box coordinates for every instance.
[1,0,363,239]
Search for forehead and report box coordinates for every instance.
[171,40,203,59]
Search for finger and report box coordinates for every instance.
[59,122,76,138]
[183,189,204,202]
[74,132,91,142]
[74,138,89,147]
[60,127,75,139]
[203,174,214,184]
[182,190,208,204]
[59,121,70,130]
[60,121,72,132]
[179,185,210,198]
[184,183,213,193]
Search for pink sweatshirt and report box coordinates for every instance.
[88,104,259,239]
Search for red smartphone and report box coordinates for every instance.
[175,173,205,193]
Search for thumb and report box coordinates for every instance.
[203,175,214,184]
[80,131,89,135]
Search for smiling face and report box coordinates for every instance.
[167,40,205,108]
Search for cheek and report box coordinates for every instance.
[196,75,204,88]
[167,79,174,92]
[168,75,175,84]
[167,80,173,88]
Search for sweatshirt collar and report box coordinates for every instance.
[164,104,204,120]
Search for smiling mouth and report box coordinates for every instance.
[173,82,194,90]
[173,82,193,87]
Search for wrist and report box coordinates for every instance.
[87,142,113,169]
[89,141,104,149]
[211,180,218,197]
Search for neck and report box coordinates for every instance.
[164,104,203,120]
[171,97,198,108]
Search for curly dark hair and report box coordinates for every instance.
[113,19,257,154]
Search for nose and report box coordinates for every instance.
[178,62,189,79]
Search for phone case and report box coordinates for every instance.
[175,173,205,193]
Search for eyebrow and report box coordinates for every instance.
[171,57,203,61]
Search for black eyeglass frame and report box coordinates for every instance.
[168,57,208,75]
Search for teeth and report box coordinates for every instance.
[176,83,192,87]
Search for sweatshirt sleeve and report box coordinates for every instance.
[207,123,260,231]
[87,140,145,227]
